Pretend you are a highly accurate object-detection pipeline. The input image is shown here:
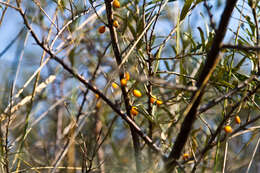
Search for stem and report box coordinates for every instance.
[164,0,238,172]
[104,1,142,172]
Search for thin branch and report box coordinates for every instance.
[0,1,19,10]
[204,1,216,31]
[16,5,165,159]
[104,0,142,171]
[246,136,260,173]
[191,84,260,172]
[198,75,256,114]
[32,0,59,31]
[221,44,260,51]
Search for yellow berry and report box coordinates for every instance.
[96,100,101,108]
[182,153,189,160]
[113,0,120,8]
[133,89,142,97]
[120,78,127,86]
[112,82,119,89]
[113,20,119,28]
[150,96,156,104]
[95,94,99,98]
[224,125,233,133]
[124,72,130,81]
[98,25,106,34]
[131,106,138,116]
[235,116,241,124]
[156,99,163,105]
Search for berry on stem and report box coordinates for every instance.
[224,125,233,133]
[120,78,127,86]
[124,72,130,81]
[150,96,156,104]
[235,115,241,124]
[112,82,119,89]
[113,0,120,8]
[156,99,163,105]
[182,153,189,160]
[98,25,106,34]
[131,106,138,116]
[133,89,142,97]
[113,20,119,28]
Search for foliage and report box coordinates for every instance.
[0,0,260,172]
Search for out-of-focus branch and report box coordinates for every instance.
[15,3,165,160]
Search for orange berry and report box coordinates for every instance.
[156,99,163,105]
[235,116,241,124]
[113,0,120,8]
[150,96,156,104]
[112,82,119,89]
[182,153,189,160]
[133,89,142,97]
[113,20,119,28]
[124,72,130,81]
[95,94,99,98]
[224,125,233,133]
[98,25,106,34]
[120,78,127,86]
[131,106,138,116]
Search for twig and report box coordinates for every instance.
[191,84,260,172]
[246,136,260,173]
[198,75,256,114]
[16,4,164,158]
[203,1,216,31]
[104,0,142,171]
[0,1,19,11]
[221,44,260,51]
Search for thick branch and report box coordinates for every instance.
[164,0,238,172]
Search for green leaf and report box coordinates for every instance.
[180,0,194,21]
[154,45,163,74]
[68,48,76,67]
[163,60,171,71]
[216,80,235,89]
[233,72,250,81]
[197,27,205,50]
[139,105,155,123]
[233,56,247,72]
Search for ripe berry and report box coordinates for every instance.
[113,0,120,8]
[120,78,127,86]
[150,96,156,104]
[124,72,130,81]
[131,106,138,116]
[133,89,142,97]
[182,153,189,160]
[235,116,241,124]
[112,82,119,89]
[224,125,233,133]
[113,20,119,28]
[156,99,163,105]
[98,25,106,34]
